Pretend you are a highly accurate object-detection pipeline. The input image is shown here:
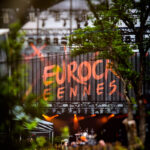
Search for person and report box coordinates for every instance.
[61,139,69,150]
[99,139,106,150]
[71,141,77,148]
[82,131,88,138]
[64,141,68,150]
[76,138,81,145]
[80,135,88,145]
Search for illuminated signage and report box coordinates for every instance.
[43,58,119,101]
[22,44,124,103]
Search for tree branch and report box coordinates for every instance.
[86,0,99,20]
[113,1,136,33]
[140,0,150,31]
[86,0,105,31]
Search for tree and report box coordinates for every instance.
[69,0,150,149]
[0,22,48,149]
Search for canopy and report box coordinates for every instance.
[31,119,53,134]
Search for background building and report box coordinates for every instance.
[22,0,91,54]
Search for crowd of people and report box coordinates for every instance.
[60,129,110,150]
[59,140,126,150]
[52,128,128,150]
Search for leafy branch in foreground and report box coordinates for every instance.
[69,0,150,149]
[0,22,49,150]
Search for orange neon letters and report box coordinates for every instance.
[57,87,65,99]
[70,86,77,98]
[92,60,104,80]
[109,80,117,95]
[43,65,56,86]
[68,61,86,85]
[43,59,118,100]
[43,88,51,101]
[56,60,66,85]
[83,84,91,96]
[78,61,91,83]
[97,82,104,95]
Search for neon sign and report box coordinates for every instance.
[21,44,150,114]
[22,44,121,102]
[43,59,118,101]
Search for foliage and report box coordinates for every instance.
[69,0,150,107]
[70,26,137,84]
[69,0,150,148]
[69,1,143,89]
[114,142,128,150]
[36,136,47,147]
[54,136,62,143]
[24,136,50,150]
[0,22,49,149]
[61,126,70,139]
[69,0,150,96]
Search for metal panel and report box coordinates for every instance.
[1,52,150,114]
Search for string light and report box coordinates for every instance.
[42,114,59,121]
[73,114,79,130]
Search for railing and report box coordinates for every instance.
[1,52,150,114]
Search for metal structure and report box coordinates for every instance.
[1,0,150,115]
[47,101,128,115]
[1,52,148,115]
[31,119,54,143]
